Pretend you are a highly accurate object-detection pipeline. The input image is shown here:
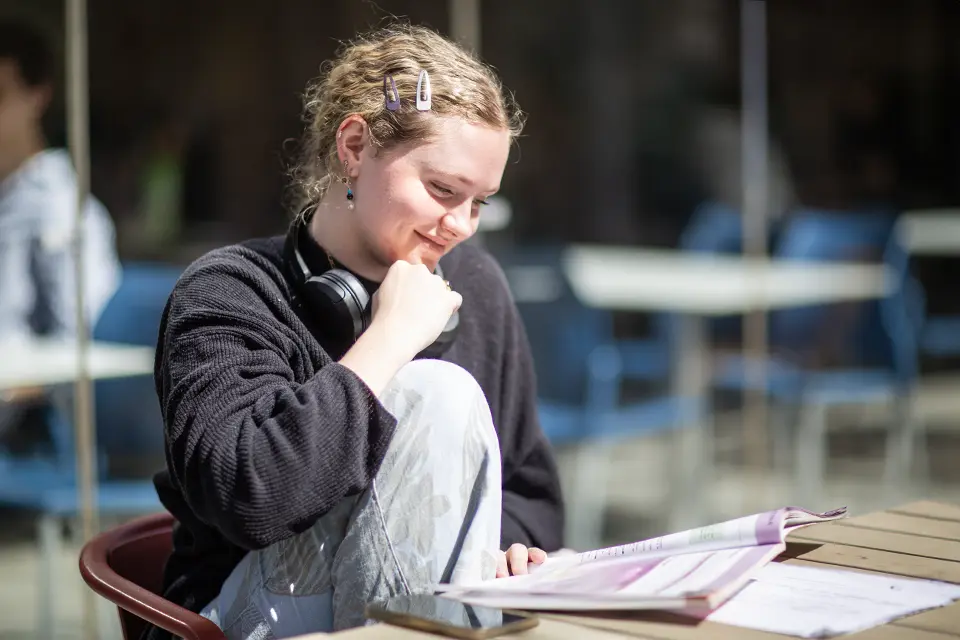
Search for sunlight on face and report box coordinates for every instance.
[354,117,511,271]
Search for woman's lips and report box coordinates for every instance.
[416,232,447,251]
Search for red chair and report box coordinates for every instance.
[79,512,225,640]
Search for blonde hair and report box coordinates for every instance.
[288,23,524,213]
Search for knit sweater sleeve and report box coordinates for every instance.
[157,256,397,551]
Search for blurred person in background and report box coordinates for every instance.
[0,21,120,440]
[147,23,563,640]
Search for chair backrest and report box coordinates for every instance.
[93,262,182,466]
[673,201,752,344]
[771,208,913,372]
[774,209,897,263]
[680,201,744,254]
[495,245,614,406]
[79,512,225,640]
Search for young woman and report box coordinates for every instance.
[147,23,564,640]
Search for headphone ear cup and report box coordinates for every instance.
[302,268,371,344]
[418,308,459,359]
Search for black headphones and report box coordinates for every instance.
[290,218,459,358]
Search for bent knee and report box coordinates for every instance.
[391,359,482,397]
[380,360,499,455]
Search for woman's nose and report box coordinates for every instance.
[440,206,472,239]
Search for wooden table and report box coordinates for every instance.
[292,500,960,640]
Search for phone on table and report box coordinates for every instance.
[365,593,539,639]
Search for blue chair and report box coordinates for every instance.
[92,262,180,460]
[0,262,180,637]
[622,202,753,384]
[919,315,960,358]
[713,209,925,504]
[496,246,697,549]
[676,201,753,347]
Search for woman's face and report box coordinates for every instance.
[348,117,510,272]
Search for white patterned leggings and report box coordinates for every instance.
[198,360,503,640]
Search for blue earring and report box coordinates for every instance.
[342,160,354,210]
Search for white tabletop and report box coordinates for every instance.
[562,245,892,316]
[0,339,155,391]
[900,210,960,256]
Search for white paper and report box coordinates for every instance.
[708,562,960,638]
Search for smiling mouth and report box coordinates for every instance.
[417,232,447,250]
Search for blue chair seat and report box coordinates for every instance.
[714,354,900,404]
[615,339,672,381]
[40,482,162,516]
[539,396,694,447]
[0,461,77,507]
[920,315,960,358]
[800,369,900,405]
[713,354,806,397]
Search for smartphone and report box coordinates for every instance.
[365,593,539,639]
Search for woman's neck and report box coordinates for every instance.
[308,181,389,282]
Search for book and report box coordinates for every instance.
[436,506,847,612]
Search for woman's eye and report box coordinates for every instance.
[432,182,455,197]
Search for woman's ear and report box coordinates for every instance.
[336,116,368,176]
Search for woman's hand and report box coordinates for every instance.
[496,543,547,578]
[342,260,461,395]
[371,260,462,359]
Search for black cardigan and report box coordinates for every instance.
[143,233,564,639]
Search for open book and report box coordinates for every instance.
[437,506,847,612]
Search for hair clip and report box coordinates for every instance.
[416,69,432,111]
[384,74,400,112]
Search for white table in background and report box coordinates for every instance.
[0,339,155,391]
[562,245,892,530]
[0,339,155,640]
[900,209,960,256]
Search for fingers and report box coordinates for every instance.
[528,547,547,565]
[506,543,531,576]
[496,551,509,579]
[497,546,547,579]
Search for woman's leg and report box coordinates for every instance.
[201,360,502,640]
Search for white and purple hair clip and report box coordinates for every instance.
[383,69,432,112]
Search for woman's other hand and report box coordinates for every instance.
[496,543,547,578]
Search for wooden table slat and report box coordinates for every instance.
[318,617,639,639]
[847,626,960,640]
[893,602,960,637]
[789,523,960,562]
[889,501,960,524]
[782,540,960,584]
[842,512,960,541]
[543,613,790,640]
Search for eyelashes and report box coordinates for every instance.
[430,182,490,207]
[431,182,455,197]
